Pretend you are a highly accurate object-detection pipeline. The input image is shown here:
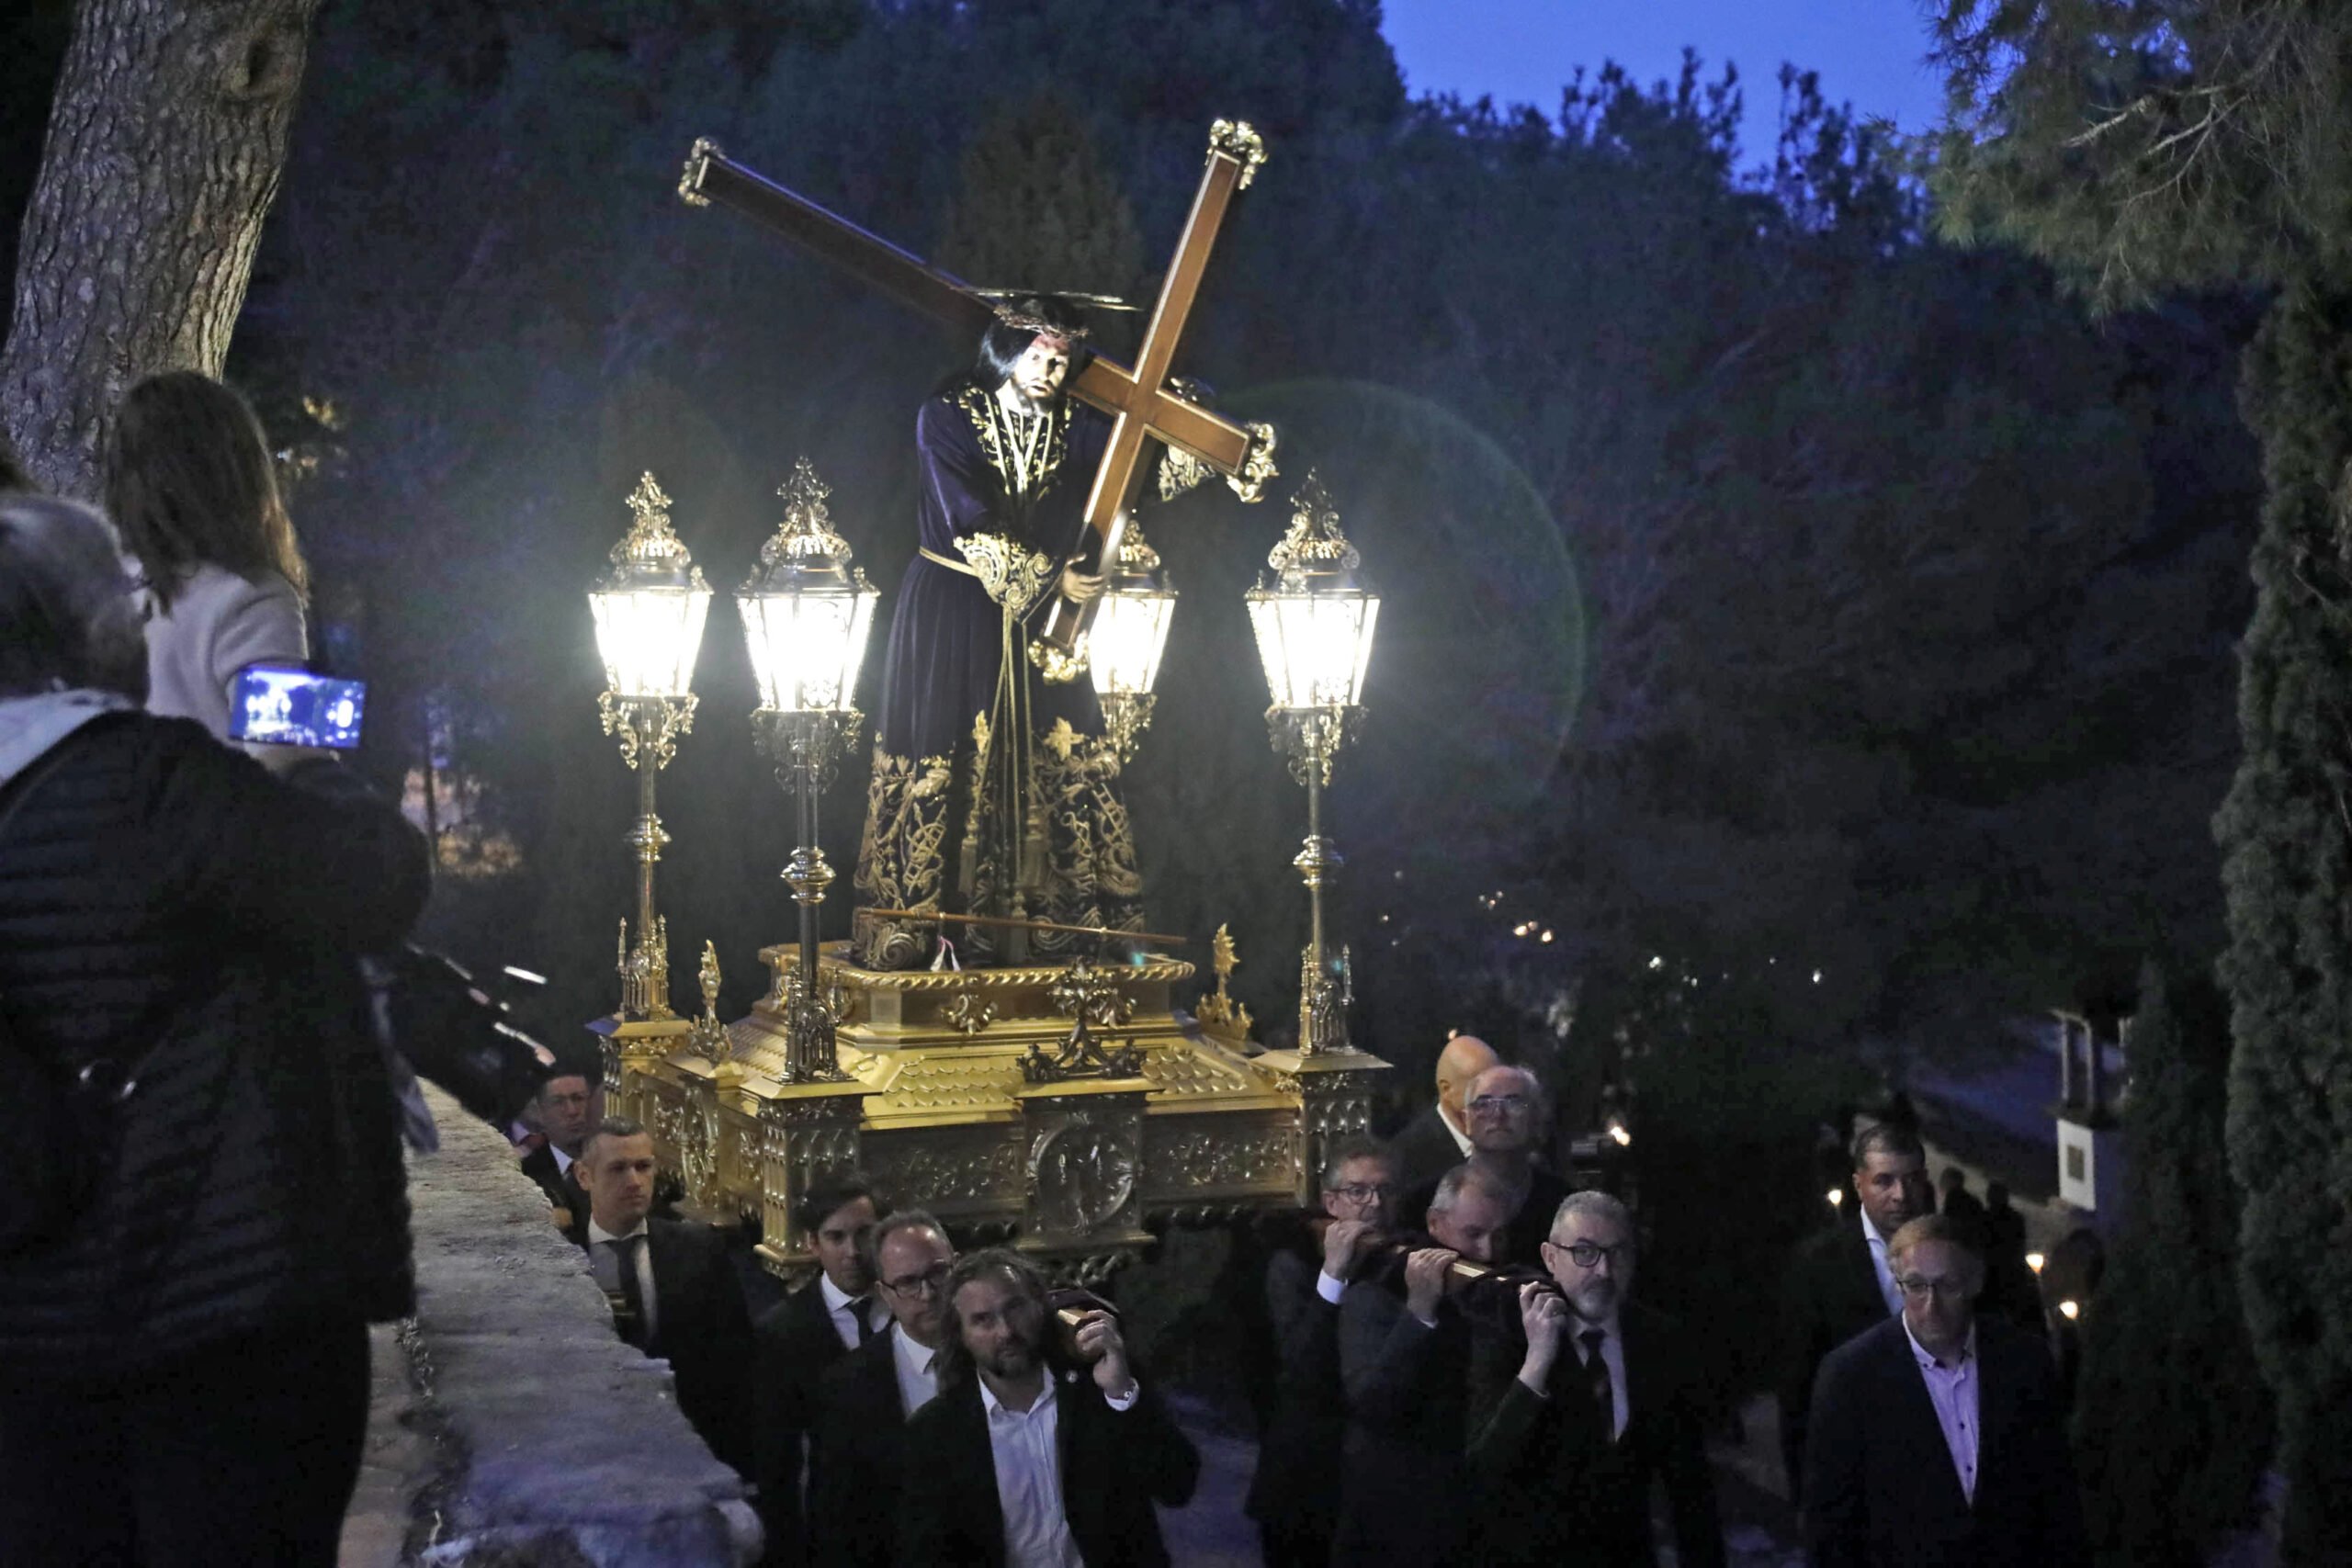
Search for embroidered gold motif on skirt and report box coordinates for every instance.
[852,745,955,971]
[1029,728,1144,958]
[853,722,1145,970]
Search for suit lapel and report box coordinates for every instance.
[1614,1309,1646,1447]
[953,1381,1008,1568]
[642,1219,682,1354]
[864,1329,906,1420]
[1971,1327,2020,1514]
[1055,1371,1081,1512]
[1878,1323,1972,1519]
[1842,1223,1889,1320]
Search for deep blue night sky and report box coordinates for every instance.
[1381,0,1946,166]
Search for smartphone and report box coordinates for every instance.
[227,663,367,750]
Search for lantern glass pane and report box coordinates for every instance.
[740,581,879,714]
[591,583,712,699]
[1090,589,1177,698]
[1248,587,1378,709]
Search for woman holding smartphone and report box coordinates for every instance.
[104,370,311,747]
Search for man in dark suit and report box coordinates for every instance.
[575,1115,754,1472]
[1804,1214,2086,1568]
[1332,1165,1514,1568]
[1388,1033,1498,1194]
[753,1173,887,1568]
[1245,1135,1399,1568]
[518,1066,595,1237]
[806,1211,956,1568]
[895,1248,1198,1567]
[1778,1121,1931,1504]
[1406,1064,1570,1266]
[1467,1190,1724,1567]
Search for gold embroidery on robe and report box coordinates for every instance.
[853,744,956,971]
[1028,728,1144,959]
[956,385,1069,499]
[955,532,1057,616]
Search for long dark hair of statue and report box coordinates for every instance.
[969,294,1092,392]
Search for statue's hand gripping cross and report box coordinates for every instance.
[678,119,1276,676]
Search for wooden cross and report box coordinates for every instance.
[678,120,1275,671]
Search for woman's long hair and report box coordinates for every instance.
[103,371,308,613]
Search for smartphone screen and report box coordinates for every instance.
[228,663,367,750]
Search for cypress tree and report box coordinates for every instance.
[2072,962,2270,1564]
[1931,7,2352,1550]
[935,92,1144,306]
[2211,278,2352,1556]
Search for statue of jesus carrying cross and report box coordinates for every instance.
[679,121,1277,969]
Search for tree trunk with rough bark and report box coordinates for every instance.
[0,0,318,498]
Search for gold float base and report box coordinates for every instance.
[606,941,1391,1284]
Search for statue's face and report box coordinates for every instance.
[999,333,1072,412]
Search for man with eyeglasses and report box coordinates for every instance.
[806,1211,956,1568]
[1390,1033,1499,1192]
[1804,1214,2086,1568]
[1332,1164,1513,1568]
[1246,1135,1399,1568]
[1411,1063,1570,1266]
[1466,1190,1724,1566]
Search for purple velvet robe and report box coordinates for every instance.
[852,383,1141,969]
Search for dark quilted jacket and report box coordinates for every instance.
[0,713,430,1378]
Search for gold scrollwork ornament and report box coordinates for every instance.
[1207,118,1269,188]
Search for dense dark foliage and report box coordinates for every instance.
[2070,964,2269,1563]
[1933,3,2348,1548]
[4,0,2265,1406]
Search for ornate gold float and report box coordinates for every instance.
[605,930,1387,1284]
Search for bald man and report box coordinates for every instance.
[1389,1034,1499,1193]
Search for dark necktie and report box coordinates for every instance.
[612,1234,649,1350]
[854,1299,878,1346]
[1580,1328,1613,1441]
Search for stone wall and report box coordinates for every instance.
[341,1084,760,1567]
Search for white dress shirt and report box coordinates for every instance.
[1905,1319,1981,1504]
[891,1322,942,1416]
[978,1369,1142,1568]
[1862,1209,1904,1316]
[586,1217,658,1344]
[819,1271,886,1350]
[550,1144,574,1179]
[981,1374,1082,1568]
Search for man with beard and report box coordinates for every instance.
[895,1249,1198,1566]
[1245,1135,1398,1568]
[1779,1122,1932,1504]
[1331,1165,1514,1568]
[806,1212,956,1568]
[854,296,1145,970]
[1467,1191,1724,1566]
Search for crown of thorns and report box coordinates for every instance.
[976,289,1142,341]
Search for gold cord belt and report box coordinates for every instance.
[919,547,977,576]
